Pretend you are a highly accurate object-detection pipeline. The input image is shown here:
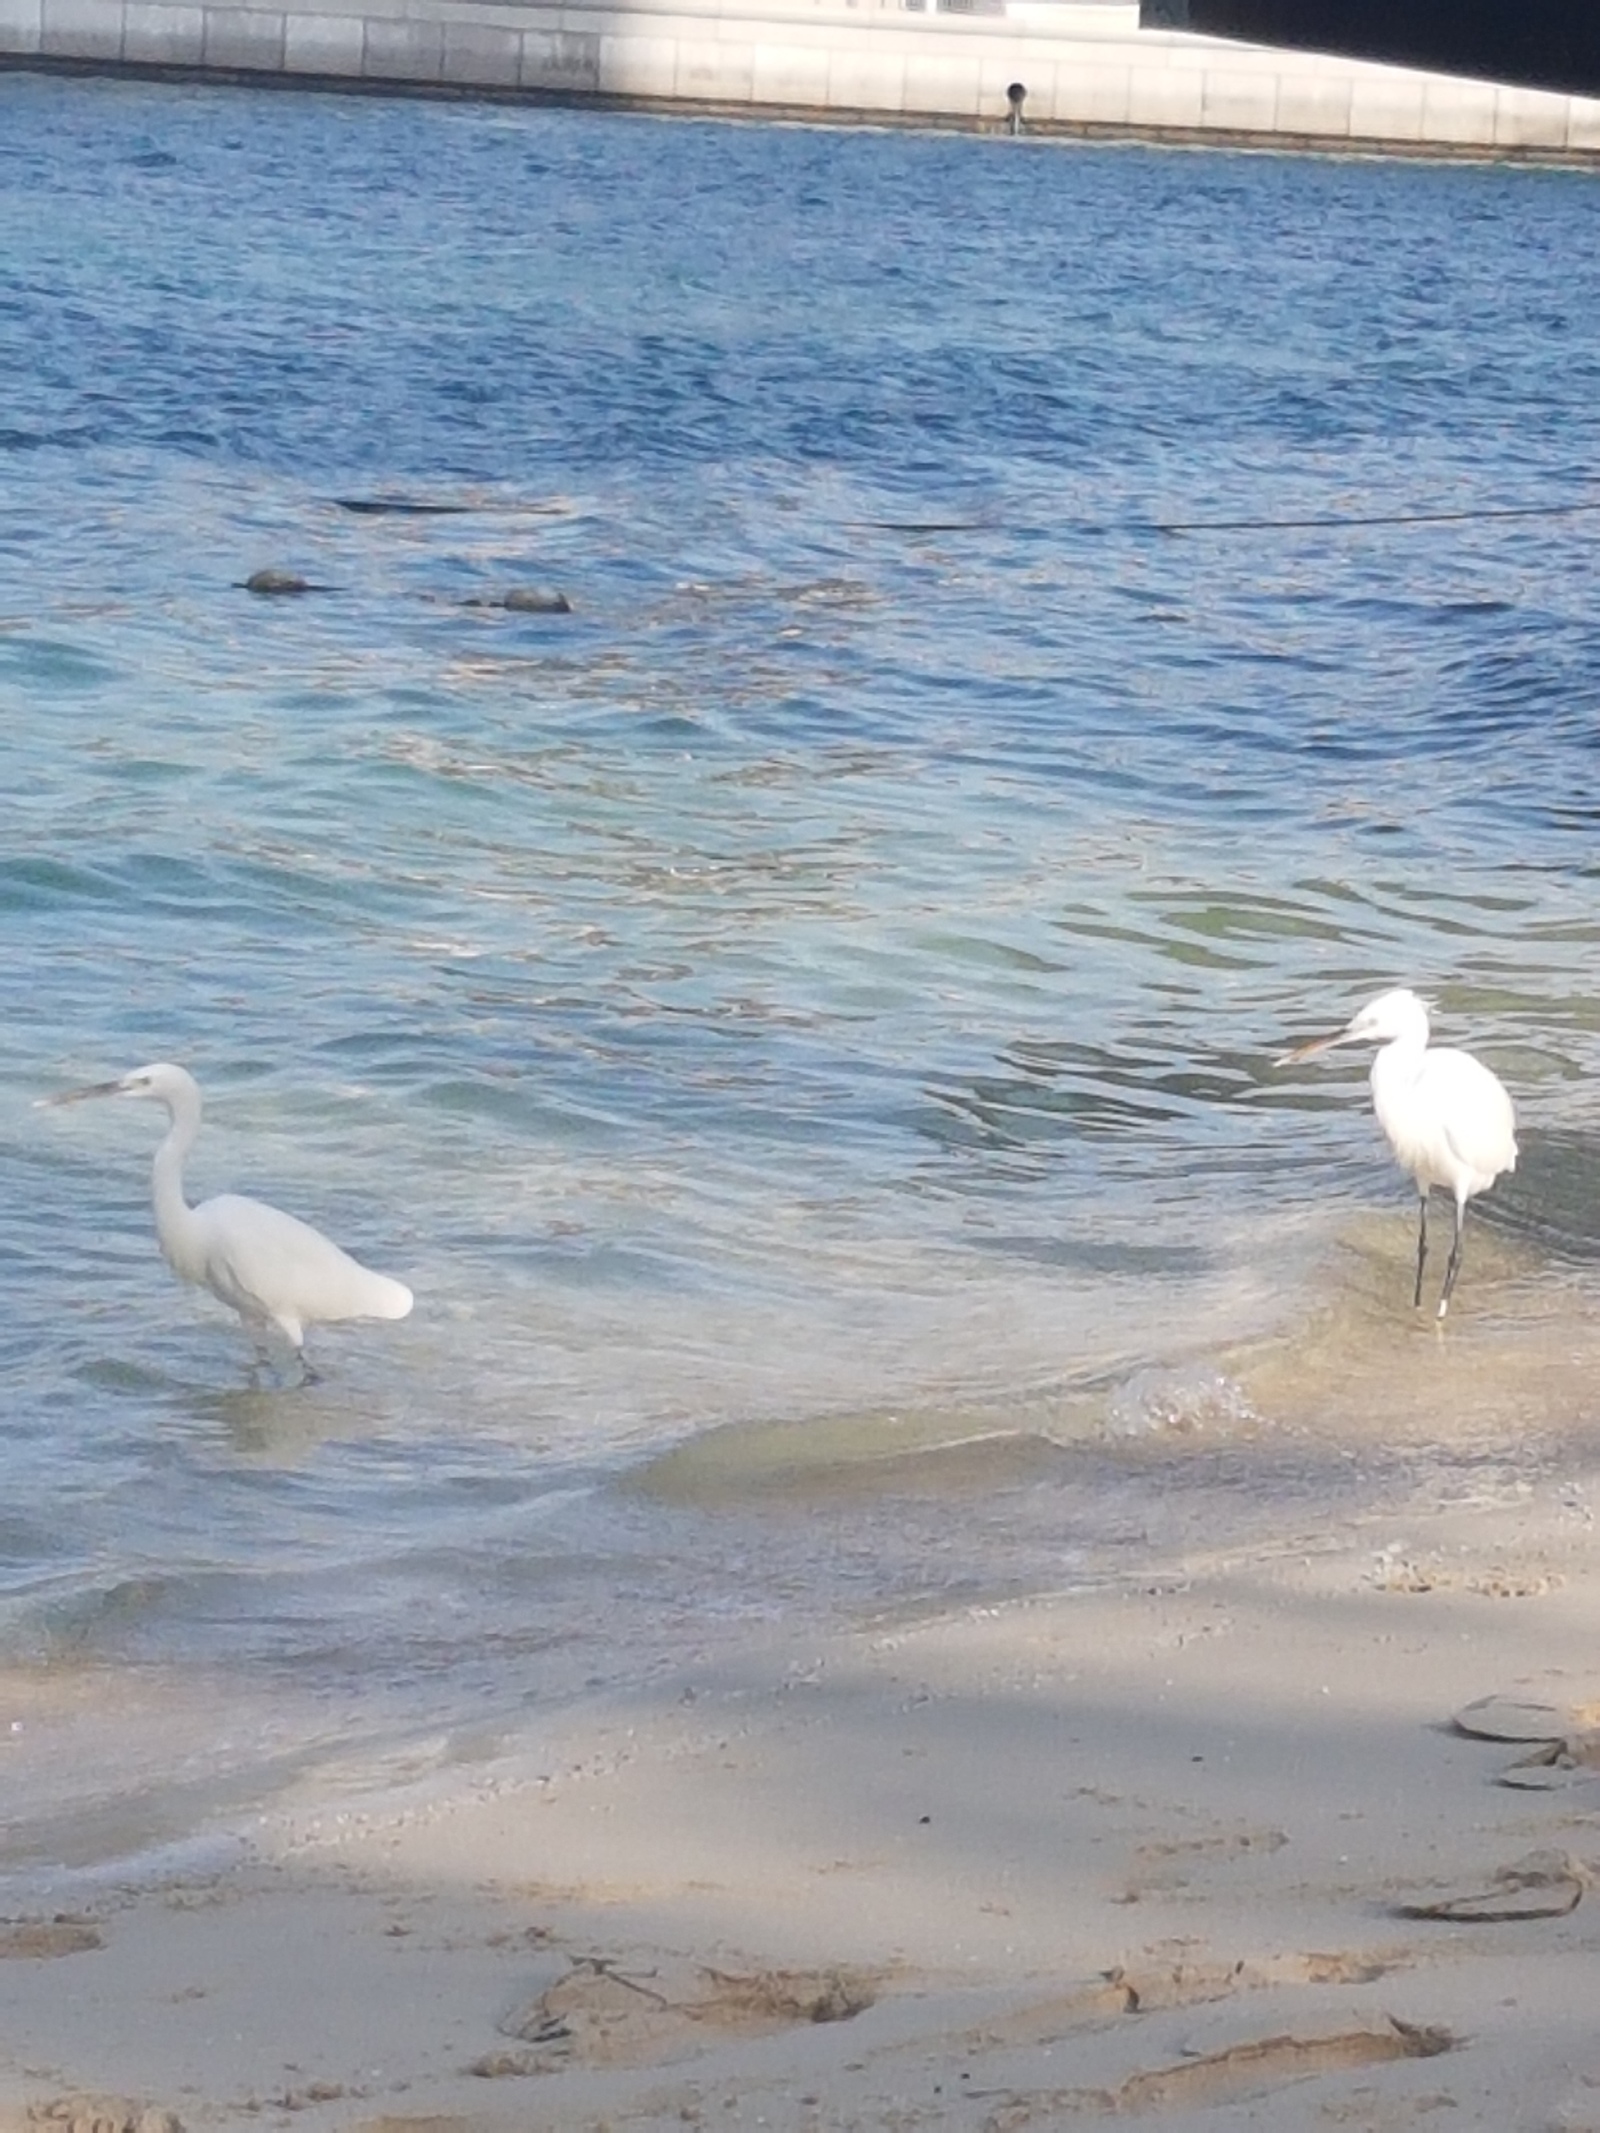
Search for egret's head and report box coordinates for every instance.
[38,1062,197,1110]
[112,1064,194,1104]
[1276,987,1429,1067]
[1339,988,1430,1048]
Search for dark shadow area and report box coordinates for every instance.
[1143,0,1600,99]
[1475,1125,1600,1261]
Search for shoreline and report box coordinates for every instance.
[16,53,1600,168]
[4,2,1600,167]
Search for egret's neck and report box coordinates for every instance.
[1369,1025,1427,1105]
[150,1099,206,1281]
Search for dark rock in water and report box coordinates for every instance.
[241,569,328,596]
[334,498,475,516]
[461,586,572,614]
[333,497,566,517]
[503,586,572,614]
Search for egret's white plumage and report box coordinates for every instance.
[42,1063,412,1368]
[1278,988,1517,1318]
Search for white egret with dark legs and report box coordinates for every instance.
[1277,989,1517,1318]
[40,1063,413,1373]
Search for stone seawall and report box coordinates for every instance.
[4,0,1600,161]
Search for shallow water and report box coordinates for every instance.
[4,73,1600,1879]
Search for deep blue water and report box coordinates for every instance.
[4,71,1600,1873]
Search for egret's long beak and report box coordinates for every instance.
[35,1078,125,1109]
[1274,1031,1349,1067]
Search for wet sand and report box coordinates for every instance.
[5,1392,1600,2133]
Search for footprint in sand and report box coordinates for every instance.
[1454,1686,1600,1792]
[978,2018,1455,2130]
[15,2098,180,2133]
[0,1923,102,1960]
[1396,1847,1588,1922]
[473,1954,880,2076]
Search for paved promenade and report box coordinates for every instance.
[3,0,1599,159]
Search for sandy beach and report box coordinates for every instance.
[6,1358,1600,2133]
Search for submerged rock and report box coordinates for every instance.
[462,587,573,614]
[240,569,329,596]
[333,497,474,515]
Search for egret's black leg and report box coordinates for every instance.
[1438,1195,1467,1319]
[1413,1194,1429,1308]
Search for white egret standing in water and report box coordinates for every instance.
[1277,988,1517,1319]
[41,1063,413,1373]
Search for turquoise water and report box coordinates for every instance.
[5,72,1600,1874]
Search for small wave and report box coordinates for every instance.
[1104,1366,1259,1441]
